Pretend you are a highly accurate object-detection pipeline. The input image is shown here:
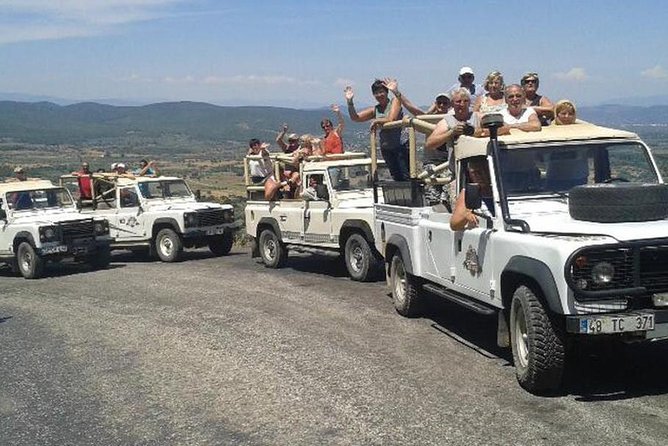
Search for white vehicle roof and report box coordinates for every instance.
[0,179,56,194]
[454,122,639,161]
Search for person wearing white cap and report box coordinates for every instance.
[13,166,27,181]
[446,66,483,109]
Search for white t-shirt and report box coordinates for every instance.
[500,107,536,125]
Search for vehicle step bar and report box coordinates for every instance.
[422,284,497,316]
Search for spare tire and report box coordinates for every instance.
[569,183,668,223]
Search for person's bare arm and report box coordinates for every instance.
[450,191,479,231]
[425,118,452,150]
[472,95,483,113]
[332,104,345,135]
[383,78,425,116]
[509,110,541,132]
[344,86,374,122]
[275,124,288,151]
[535,95,555,120]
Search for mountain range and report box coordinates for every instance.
[0,100,666,148]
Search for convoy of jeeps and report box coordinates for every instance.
[4,111,668,394]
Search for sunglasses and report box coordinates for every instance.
[523,79,537,84]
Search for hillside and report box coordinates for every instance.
[0,100,667,150]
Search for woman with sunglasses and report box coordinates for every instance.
[521,72,554,126]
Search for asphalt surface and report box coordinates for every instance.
[1,247,667,446]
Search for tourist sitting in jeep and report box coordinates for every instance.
[450,156,495,230]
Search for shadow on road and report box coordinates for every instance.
[415,289,668,399]
[111,249,246,264]
[0,262,124,279]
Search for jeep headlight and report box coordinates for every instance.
[184,212,198,228]
[39,225,59,242]
[94,220,109,236]
[223,209,234,223]
[591,261,615,285]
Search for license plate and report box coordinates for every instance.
[206,226,226,236]
[579,313,655,334]
[42,245,68,254]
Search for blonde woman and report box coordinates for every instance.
[552,100,577,125]
[473,71,506,114]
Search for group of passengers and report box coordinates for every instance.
[68,159,160,202]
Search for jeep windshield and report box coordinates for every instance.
[498,141,660,197]
[5,187,75,211]
[139,179,194,199]
[328,164,391,191]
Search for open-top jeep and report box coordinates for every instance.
[61,174,239,262]
[374,115,668,394]
[0,179,111,278]
[244,153,390,281]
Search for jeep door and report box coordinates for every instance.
[302,173,333,246]
[451,224,496,304]
[110,186,145,240]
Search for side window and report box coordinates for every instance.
[119,187,139,208]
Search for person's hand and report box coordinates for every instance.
[260,142,270,150]
[344,86,354,102]
[282,123,288,132]
[464,210,479,229]
[370,119,383,132]
[452,124,465,137]
[331,104,340,114]
[382,78,398,95]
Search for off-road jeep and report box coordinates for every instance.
[375,116,668,394]
[62,175,239,262]
[0,179,111,278]
[244,154,389,281]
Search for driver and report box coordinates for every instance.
[450,156,495,231]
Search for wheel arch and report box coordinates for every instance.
[339,220,377,252]
[384,234,414,275]
[256,217,282,240]
[13,231,36,251]
[152,218,180,238]
[501,256,563,314]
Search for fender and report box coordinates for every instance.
[385,234,414,275]
[503,256,562,314]
[152,218,180,235]
[13,231,36,250]
[340,219,375,243]
[257,217,282,240]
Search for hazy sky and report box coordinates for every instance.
[0,0,666,108]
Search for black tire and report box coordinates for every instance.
[390,253,422,317]
[90,248,111,270]
[17,242,44,279]
[155,228,183,262]
[209,233,234,256]
[344,233,381,281]
[258,229,287,268]
[510,285,566,394]
[569,183,668,223]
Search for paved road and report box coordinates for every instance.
[1,248,667,445]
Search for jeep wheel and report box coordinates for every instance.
[510,285,565,394]
[209,233,234,256]
[259,229,287,268]
[17,242,44,279]
[390,253,422,317]
[90,248,111,270]
[344,233,381,282]
[155,228,183,262]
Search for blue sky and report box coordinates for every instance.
[0,0,666,108]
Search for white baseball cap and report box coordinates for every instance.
[459,66,474,76]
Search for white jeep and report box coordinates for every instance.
[244,154,389,281]
[62,175,239,262]
[375,116,668,394]
[0,179,111,278]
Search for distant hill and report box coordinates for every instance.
[0,100,666,148]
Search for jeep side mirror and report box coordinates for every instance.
[465,183,482,210]
[0,209,6,220]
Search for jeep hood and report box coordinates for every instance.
[12,209,94,225]
[144,200,230,212]
[511,200,667,241]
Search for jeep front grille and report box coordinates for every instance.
[639,245,668,293]
[568,241,668,303]
[60,219,95,239]
[196,209,231,227]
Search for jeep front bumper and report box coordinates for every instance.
[566,309,668,341]
[39,238,111,257]
[183,221,241,239]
